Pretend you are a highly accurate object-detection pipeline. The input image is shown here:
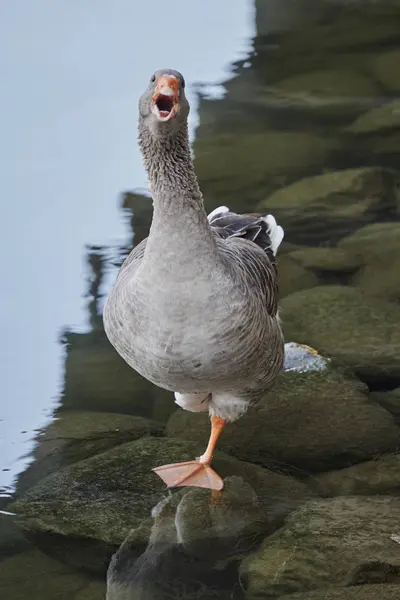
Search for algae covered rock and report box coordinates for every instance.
[279,585,400,600]
[167,367,400,472]
[241,496,400,598]
[260,168,400,244]
[16,411,163,494]
[315,453,400,497]
[0,548,91,600]
[281,285,400,382]
[347,99,400,135]
[0,512,31,559]
[371,388,400,425]
[10,437,309,562]
[194,131,337,207]
[371,49,400,93]
[338,222,400,303]
[277,253,319,299]
[288,246,361,274]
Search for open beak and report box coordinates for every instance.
[151,75,179,121]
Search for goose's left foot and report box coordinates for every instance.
[152,416,226,491]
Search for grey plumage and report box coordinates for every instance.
[103,69,285,423]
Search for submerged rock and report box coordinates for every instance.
[167,367,400,472]
[0,548,91,600]
[107,477,276,600]
[10,437,309,572]
[194,131,337,207]
[371,50,400,93]
[281,285,400,383]
[347,99,400,135]
[266,69,379,117]
[315,453,400,497]
[241,496,400,598]
[16,411,163,494]
[279,585,400,600]
[260,168,400,244]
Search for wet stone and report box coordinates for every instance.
[278,585,400,600]
[281,285,400,384]
[15,411,164,495]
[241,496,400,598]
[314,453,400,497]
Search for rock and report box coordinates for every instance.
[371,50,400,93]
[288,247,361,274]
[167,367,400,473]
[241,496,400,598]
[266,69,379,117]
[315,453,400,497]
[347,100,400,135]
[0,548,91,600]
[9,437,310,572]
[260,168,400,244]
[338,222,400,303]
[277,253,319,299]
[371,388,400,425]
[15,411,163,494]
[281,285,400,383]
[279,585,400,600]
[194,131,337,208]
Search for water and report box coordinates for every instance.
[1,1,400,599]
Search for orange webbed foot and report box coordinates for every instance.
[152,460,224,491]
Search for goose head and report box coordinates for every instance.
[139,69,189,139]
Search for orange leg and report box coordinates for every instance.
[152,416,226,490]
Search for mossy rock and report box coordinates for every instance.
[289,247,361,274]
[370,388,400,425]
[347,100,400,135]
[10,437,309,572]
[241,496,400,598]
[281,285,400,383]
[167,368,400,473]
[15,411,163,495]
[62,330,155,417]
[194,131,337,207]
[277,253,319,299]
[371,50,400,93]
[279,585,400,600]
[259,168,400,244]
[266,69,379,118]
[338,223,400,302]
[0,548,91,600]
[314,453,400,497]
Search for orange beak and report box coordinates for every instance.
[151,75,179,121]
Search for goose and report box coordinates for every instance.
[103,69,285,491]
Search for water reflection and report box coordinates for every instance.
[2,1,400,600]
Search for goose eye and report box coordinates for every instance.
[181,77,185,89]
[150,74,156,83]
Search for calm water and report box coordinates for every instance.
[1,1,400,599]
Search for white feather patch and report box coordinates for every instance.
[263,214,284,255]
[207,206,229,221]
